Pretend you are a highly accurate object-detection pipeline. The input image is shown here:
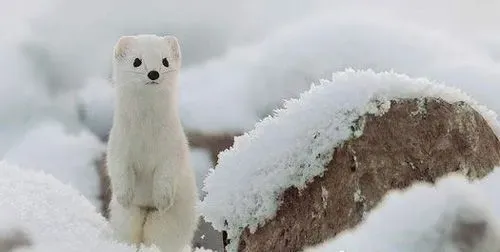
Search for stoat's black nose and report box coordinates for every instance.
[147,70,160,80]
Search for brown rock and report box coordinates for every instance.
[187,131,240,164]
[237,98,500,252]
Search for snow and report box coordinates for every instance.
[77,77,115,140]
[0,161,159,252]
[3,1,500,251]
[190,148,224,252]
[305,171,500,252]
[24,4,500,135]
[190,148,215,198]
[21,0,326,102]
[3,121,104,207]
[0,40,82,155]
[199,69,500,251]
[179,11,500,133]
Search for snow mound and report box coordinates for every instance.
[199,69,500,251]
[305,171,500,252]
[3,121,104,207]
[0,161,158,252]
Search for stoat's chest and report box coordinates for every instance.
[109,102,184,164]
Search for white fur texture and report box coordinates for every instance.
[107,34,198,252]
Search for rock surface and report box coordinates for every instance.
[237,98,500,252]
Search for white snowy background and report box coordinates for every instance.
[2,0,500,251]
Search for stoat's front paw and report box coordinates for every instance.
[153,183,175,211]
[115,186,135,208]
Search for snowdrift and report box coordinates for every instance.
[3,121,104,207]
[0,161,159,252]
[199,69,500,251]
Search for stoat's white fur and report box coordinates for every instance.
[106,34,198,252]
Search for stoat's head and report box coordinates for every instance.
[112,34,181,88]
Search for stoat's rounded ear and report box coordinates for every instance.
[163,35,181,59]
[114,36,135,59]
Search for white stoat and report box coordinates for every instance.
[106,34,198,252]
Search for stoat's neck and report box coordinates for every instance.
[113,80,182,131]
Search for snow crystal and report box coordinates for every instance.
[199,69,500,251]
[305,172,500,252]
[0,161,158,252]
[3,121,104,207]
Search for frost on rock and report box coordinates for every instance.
[305,172,500,252]
[199,69,500,251]
[0,162,158,252]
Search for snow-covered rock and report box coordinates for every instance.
[199,69,500,251]
[238,97,500,251]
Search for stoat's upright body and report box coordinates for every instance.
[107,34,198,252]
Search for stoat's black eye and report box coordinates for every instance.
[162,58,169,67]
[133,58,142,67]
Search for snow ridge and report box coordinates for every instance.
[199,69,500,251]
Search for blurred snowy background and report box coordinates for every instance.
[2,0,500,250]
